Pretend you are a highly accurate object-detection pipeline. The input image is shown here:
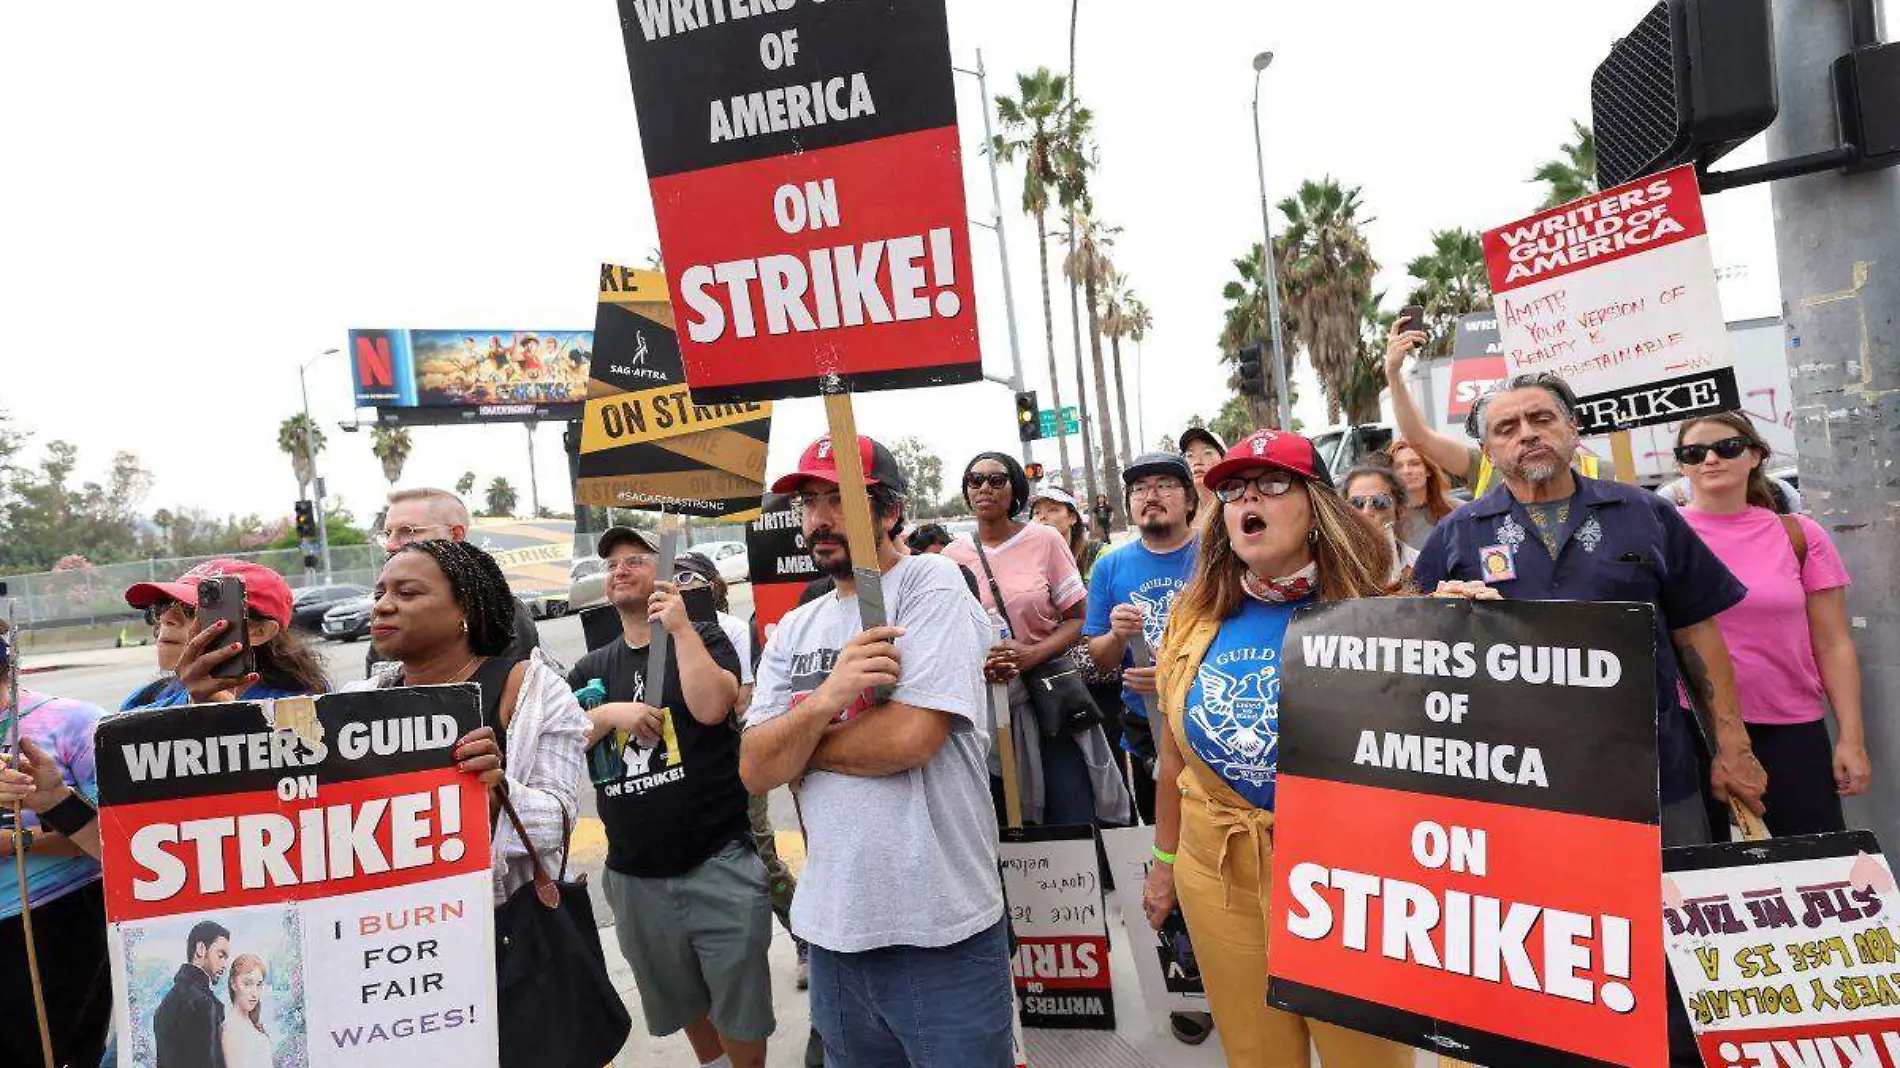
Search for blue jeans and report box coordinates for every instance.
[808,917,1014,1067]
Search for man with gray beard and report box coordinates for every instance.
[1411,372,1764,1068]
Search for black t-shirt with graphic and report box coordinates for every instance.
[567,623,746,878]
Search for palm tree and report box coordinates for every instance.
[1218,243,1293,428]
[276,414,326,494]
[1277,177,1378,425]
[1532,120,1597,208]
[151,507,175,556]
[1064,211,1123,515]
[455,471,477,498]
[484,477,518,518]
[1101,273,1139,475]
[1124,295,1154,448]
[1340,291,1395,425]
[1405,228,1493,360]
[994,68,1087,485]
[370,425,414,486]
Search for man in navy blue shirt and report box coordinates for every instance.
[1414,372,1767,840]
[1414,372,1767,1066]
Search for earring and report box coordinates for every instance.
[461,619,470,634]
[1307,528,1320,544]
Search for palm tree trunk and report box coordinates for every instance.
[1109,333,1133,476]
[1066,222,1099,505]
[1034,210,1073,484]
[1084,274,1120,525]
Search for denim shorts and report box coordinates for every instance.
[808,915,1014,1067]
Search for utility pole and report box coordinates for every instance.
[1768,1,1900,832]
[297,348,340,583]
[1066,0,1102,509]
[1252,51,1295,432]
[525,420,541,518]
[958,50,1035,469]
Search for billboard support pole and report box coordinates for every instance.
[298,352,336,583]
[525,420,541,519]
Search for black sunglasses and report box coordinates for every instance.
[965,472,1011,490]
[1348,494,1395,512]
[1674,436,1750,465]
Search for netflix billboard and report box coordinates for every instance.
[1267,597,1667,1066]
[348,328,592,426]
[615,0,981,403]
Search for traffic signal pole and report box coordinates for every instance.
[297,355,333,583]
[1766,2,1900,832]
[957,51,1036,470]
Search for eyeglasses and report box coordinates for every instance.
[1129,480,1186,499]
[1348,494,1395,512]
[1673,437,1750,465]
[1214,472,1296,504]
[791,490,843,514]
[965,472,1011,490]
[672,570,710,587]
[143,599,196,626]
[374,524,452,549]
[605,555,655,575]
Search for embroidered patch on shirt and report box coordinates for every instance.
[1495,517,1528,549]
[1480,543,1518,583]
[1576,515,1604,554]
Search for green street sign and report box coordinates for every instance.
[1037,407,1080,436]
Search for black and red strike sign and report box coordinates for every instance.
[616,0,979,404]
[747,492,815,632]
[1267,598,1667,1067]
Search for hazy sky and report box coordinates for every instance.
[1,0,1820,525]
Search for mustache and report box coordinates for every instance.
[808,529,846,545]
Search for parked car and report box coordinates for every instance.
[518,590,568,620]
[689,540,750,584]
[291,584,370,632]
[320,594,374,643]
[568,556,607,615]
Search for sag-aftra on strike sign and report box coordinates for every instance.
[616,0,980,403]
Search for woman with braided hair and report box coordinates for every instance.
[343,539,587,906]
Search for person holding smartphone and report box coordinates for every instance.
[121,560,330,706]
[566,527,772,1068]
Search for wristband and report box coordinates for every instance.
[41,791,98,837]
[1151,844,1177,865]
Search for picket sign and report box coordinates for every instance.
[645,516,683,703]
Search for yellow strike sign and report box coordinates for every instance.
[580,388,769,453]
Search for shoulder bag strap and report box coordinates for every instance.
[495,788,563,908]
[969,536,1021,638]
[1779,514,1809,570]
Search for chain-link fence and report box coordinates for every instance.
[3,523,754,630]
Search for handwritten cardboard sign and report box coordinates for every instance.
[1102,826,1208,1017]
[1000,825,1116,1031]
[1664,831,1900,1068]
[1482,164,1737,435]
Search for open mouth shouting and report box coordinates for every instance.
[1236,509,1269,538]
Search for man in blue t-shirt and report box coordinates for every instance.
[1085,451,1199,824]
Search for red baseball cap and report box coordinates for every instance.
[125,558,295,627]
[770,434,909,494]
[1202,428,1334,491]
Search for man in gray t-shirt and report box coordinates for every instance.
[742,433,1011,1067]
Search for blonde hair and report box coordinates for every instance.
[227,954,269,1035]
[386,487,472,528]
[1173,475,1396,625]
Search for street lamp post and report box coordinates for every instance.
[1251,51,1294,431]
[956,49,1035,469]
[298,348,341,582]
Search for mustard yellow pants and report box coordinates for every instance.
[1174,796,1415,1068]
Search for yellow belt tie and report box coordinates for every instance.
[1200,791,1278,937]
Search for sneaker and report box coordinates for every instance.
[796,937,810,990]
[1170,1011,1213,1045]
[804,1027,825,1067]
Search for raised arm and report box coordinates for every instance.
[650,585,740,726]
[1383,321,1476,481]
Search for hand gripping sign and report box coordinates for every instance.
[615,0,980,404]
[1267,597,1668,1066]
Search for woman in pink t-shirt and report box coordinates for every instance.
[945,452,1131,829]
[1675,412,1869,834]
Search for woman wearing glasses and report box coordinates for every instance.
[1142,429,1407,1066]
[1340,466,1419,585]
[944,452,1131,829]
[122,560,330,708]
[1673,412,1868,834]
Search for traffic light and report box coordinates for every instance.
[1015,391,1041,442]
[1591,0,1777,189]
[1235,342,1266,399]
[294,499,318,539]
[1024,462,1045,482]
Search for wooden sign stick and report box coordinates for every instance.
[993,681,1024,829]
[645,514,681,704]
[1610,429,1638,485]
[822,394,890,632]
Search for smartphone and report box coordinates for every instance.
[681,584,717,625]
[196,576,254,681]
[1398,304,1426,337]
